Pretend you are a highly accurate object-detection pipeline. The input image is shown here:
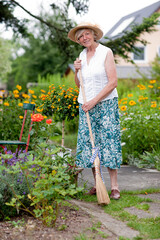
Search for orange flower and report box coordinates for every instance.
[31,114,44,122]
[46,119,52,124]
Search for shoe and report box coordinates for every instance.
[110,189,120,200]
[86,187,96,195]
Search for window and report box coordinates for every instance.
[133,46,145,61]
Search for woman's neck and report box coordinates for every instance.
[87,42,99,52]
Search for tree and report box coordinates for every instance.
[0,37,12,81]
[0,0,28,36]
[1,0,160,89]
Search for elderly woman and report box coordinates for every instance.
[68,22,122,200]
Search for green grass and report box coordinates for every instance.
[50,133,77,150]
[80,188,160,240]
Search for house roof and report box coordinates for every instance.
[116,66,152,79]
[101,1,160,42]
[67,64,152,79]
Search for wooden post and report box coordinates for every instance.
[62,120,65,147]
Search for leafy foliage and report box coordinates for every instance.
[0,38,12,81]
[119,79,160,165]
[0,142,83,225]
[40,84,79,121]
[0,0,28,36]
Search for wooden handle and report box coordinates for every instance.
[79,70,95,148]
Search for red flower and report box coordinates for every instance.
[31,114,44,122]
[46,119,52,124]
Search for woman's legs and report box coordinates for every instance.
[107,167,120,199]
[92,167,96,187]
[107,168,119,190]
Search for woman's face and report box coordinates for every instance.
[78,29,95,47]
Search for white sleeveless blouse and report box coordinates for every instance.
[77,44,118,104]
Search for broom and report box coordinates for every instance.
[79,69,110,205]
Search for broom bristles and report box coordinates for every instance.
[94,156,110,205]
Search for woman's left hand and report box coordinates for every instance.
[82,99,97,112]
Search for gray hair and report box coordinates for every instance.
[75,28,97,43]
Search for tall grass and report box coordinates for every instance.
[30,73,76,94]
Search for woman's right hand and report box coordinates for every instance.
[74,58,81,72]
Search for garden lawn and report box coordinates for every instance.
[80,188,160,240]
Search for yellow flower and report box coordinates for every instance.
[58,98,60,102]
[24,101,29,103]
[148,85,153,88]
[140,86,146,90]
[128,94,133,97]
[16,85,22,91]
[14,94,19,98]
[19,116,23,119]
[129,100,136,106]
[68,105,72,109]
[52,170,57,176]
[41,89,46,93]
[120,106,127,111]
[149,80,156,84]
[123,101,127,104]
[31,101,35,104]
[137,84,146,90]
[22,93,30,99]
[76,106,79,108]
[13,90,19,94]
[4,102,9,106]
[151,104,157,108]
[18,103,23,107]
[36,108,43,112]
[32,95,37,99]
[28,89,34,94]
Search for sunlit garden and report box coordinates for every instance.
[0,58,160,221]
[0,1,160,238]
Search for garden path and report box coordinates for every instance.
[73,165,160,239]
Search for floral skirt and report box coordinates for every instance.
[76,97,122,169]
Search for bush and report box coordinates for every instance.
[0,142,83,225]
[119,79,160,165]
[0,85,57,151]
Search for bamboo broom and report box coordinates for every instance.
[79,69,110,205]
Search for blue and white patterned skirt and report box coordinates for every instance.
[76,97,122,169]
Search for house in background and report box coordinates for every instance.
[101,0,160,79]
[66,1,160,80]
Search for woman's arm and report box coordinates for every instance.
[74,58,81,88]
[82,49,117,112]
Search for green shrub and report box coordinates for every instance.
[0,169,31,219]
[0,142,83,225]
[119,79,160,165]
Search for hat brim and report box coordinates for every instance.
[68,24,103,42]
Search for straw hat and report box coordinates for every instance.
[68,22,103,42]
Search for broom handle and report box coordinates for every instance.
[79,69,95,148]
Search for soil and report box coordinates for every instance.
[0,202,111,240]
